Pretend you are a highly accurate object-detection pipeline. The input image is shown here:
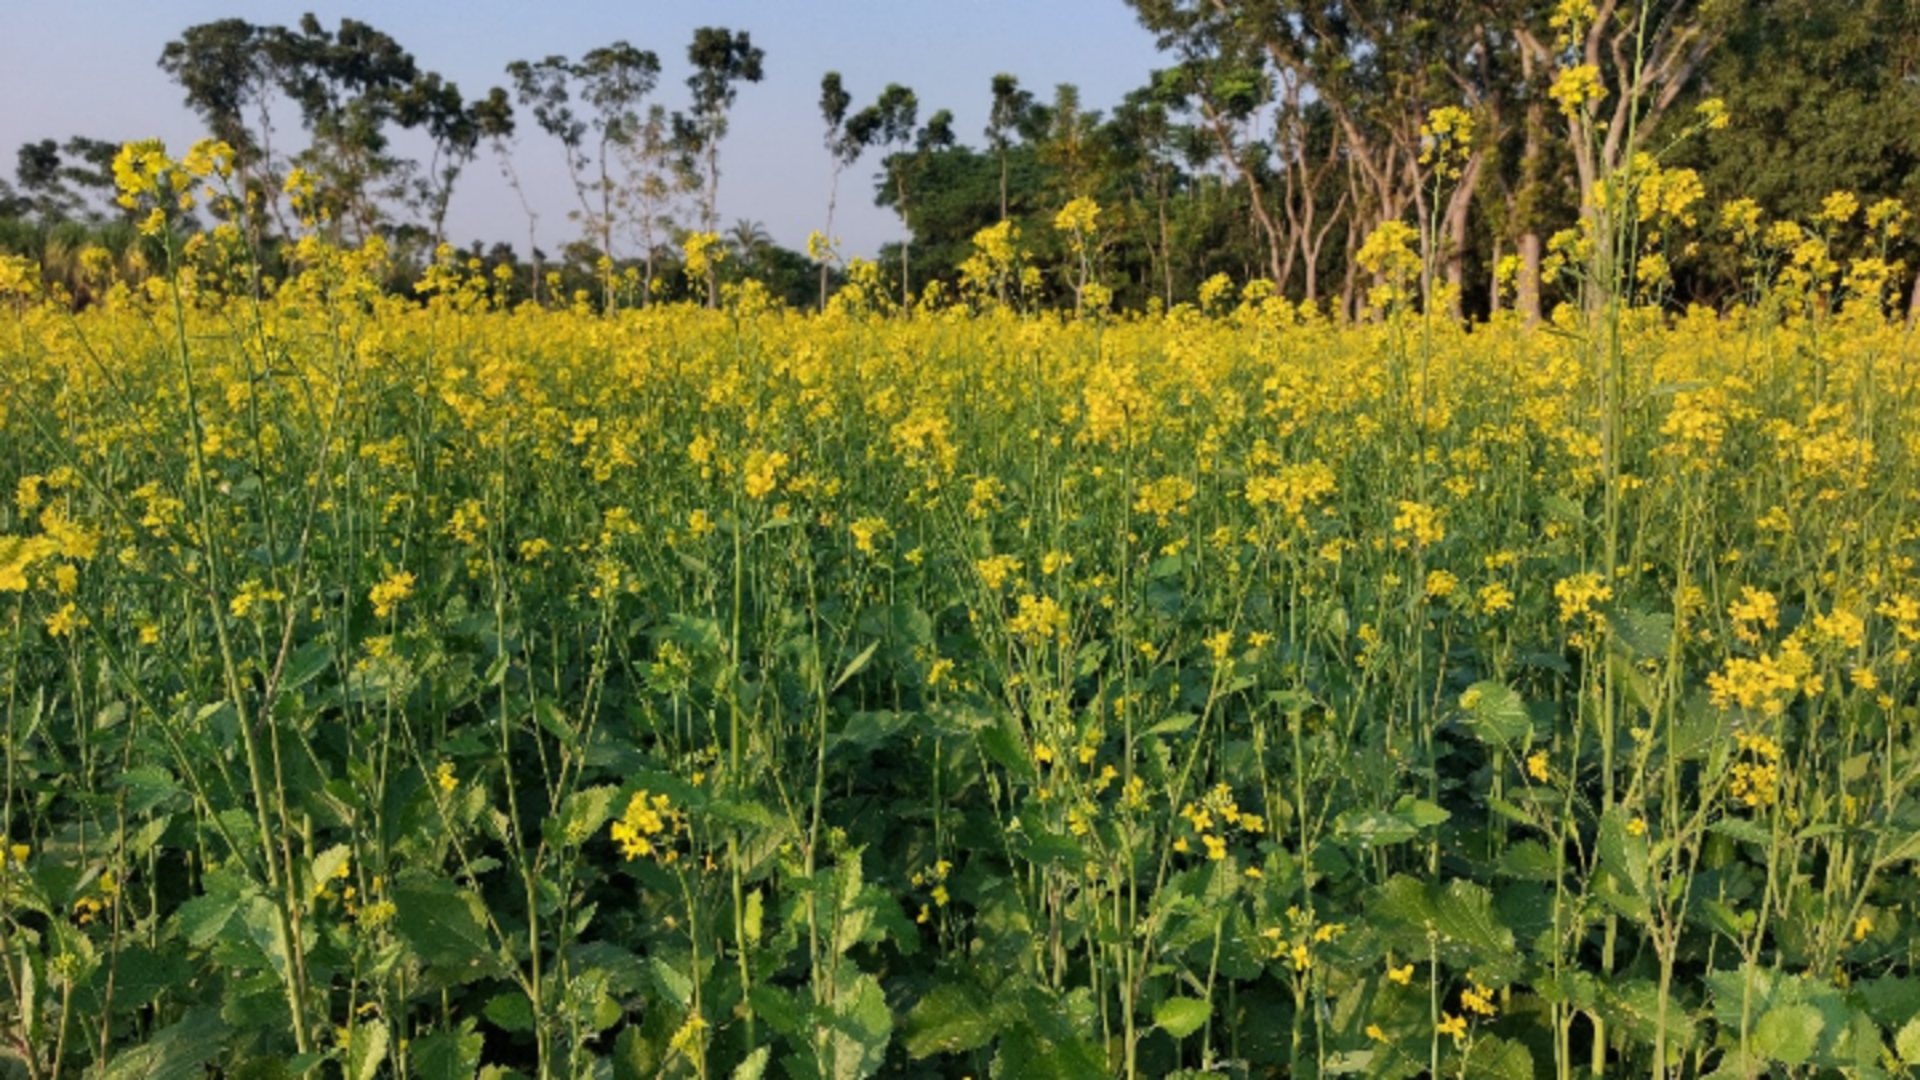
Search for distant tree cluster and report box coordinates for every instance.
[2,2,1917,314]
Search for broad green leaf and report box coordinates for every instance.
[99,1009,227,1080]
[310,844,352,896]
[827,971,892,1080]
[1602,978,1696,1052]
[393,879,497,982]
[1432,880,1514,958]
[1496,839,1558,882]
[1333,809,1417,847]
[652,956,694,1008]
[1599,809,1651,905]
[1394,795,1451,829]
[556,785,620,848]
[173,889,248,949]
[1709,817,1773,847]
[484,993,535,1033]
[1462,681,1532,748]
[1371,875,1440,930]
[1154,996,1212,1039]
[411,1020,485,1080]
[1897,1016,1920,1065]
[1609,608,1673,660]
[1753,1003,1824,1065]
[348,1018,389,1080]
[1146,713,1197,736]
[745,887,764,946]
[978,719,1037,783]
[732,1047,772,1080]
[279,637,335,692]
[992,1022,1108,1080]
[1463,1035,1535,1080]
[904,984,999,1058]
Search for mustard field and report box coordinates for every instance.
[7,177,1920,1079]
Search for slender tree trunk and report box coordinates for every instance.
[1443,154,1485,316]
[999,149,1009,222]
[1489,236,1504,317]
[1519,231,1543,326]
[895,170,912,307]
[821,161,842,311]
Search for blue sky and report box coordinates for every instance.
[0,2,1167,257]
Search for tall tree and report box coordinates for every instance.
[616,104,695,303]
[399,77,514,248]
[267,15,426,243]
[1517,0,1727,241]
[508,43,662,274]
[158,18,286,232]
[818,72,878,309]
[674,27,765,305]
[986,74,1038,220]
[869,85,922,304]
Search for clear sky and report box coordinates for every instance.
[0,2,1168,258]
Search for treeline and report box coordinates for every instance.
[3,1,1918,315]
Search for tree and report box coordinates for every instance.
[616,104,696,303]
[1128,2,1292,287]
[672,27,764,305]
[986,74,1038,220]
[159,19,286,232]
[11,138,124,223]
[399,76,514,248]
[267,15,427,243]
[1518,0,1728,254]
[868,85,934,305]
[508,43,662,277]
[818,72,878,308]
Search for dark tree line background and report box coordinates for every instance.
[2,1,1917,315]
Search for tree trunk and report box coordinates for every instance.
[1519,231,1543,326]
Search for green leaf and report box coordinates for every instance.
[827,971,892,1080]
[122,765,185,815]
[557,785,620,848]
[732,1047,772,1080]
[173,888,248,949]
[1496,839,1559,882]
[1371,874,1440,930]
[484,993,535,1033]
[1602,978,1697,1052]
[99,1009,228,1080]
[393,879,497,982]
[1753,1002,1824,1065]
[831,640,881,693]
[1609,608,1673,660]
[978,717,1037,782]
[1599,809,1651,905]
[1333,809,1418,847]
[1146,713,1197,736]
[279,637,335,692]
[1709,816,1774,847]
[905,984,1000,1059]
[1432,880,1515,959]
[1897,1016,1920,1065]
[1462,1035,1535,1080]
[347,1018,389,1080]
[745,887,764,946]
[310,844,352,896]
[1462,681,1532,748]
[411,1019,485,1080]
[652,956,693,1008]
[1154,996,1213,1039]
[1395,795,1451,829]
